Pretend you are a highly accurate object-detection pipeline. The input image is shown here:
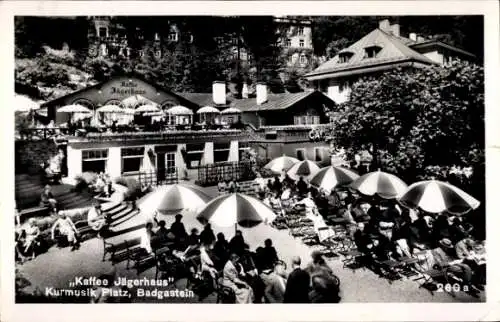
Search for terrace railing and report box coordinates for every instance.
[196,161,256,186]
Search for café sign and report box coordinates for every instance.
[111,81,147,95]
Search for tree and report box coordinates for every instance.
[329,60,484,193]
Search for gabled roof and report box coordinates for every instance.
[175,93,232,108]
[230,91,324,112]
[306,28,438,79]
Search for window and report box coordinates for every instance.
[238,142,251,161]
[98,27,108,38]
[296,149,305,161]
[297,26,304,36]
[299,39,304,47]
[166,152,176,174]
[340,81,350,92]
[121,147,144,173]
[214,142,230,163]
[139,50,145,57]
[82,149,108,173]
[294,115,320,125]
[299,54,307,65]
[314,148,322,162]
[364,45,382,58]
[286,38,291,47]
[339,52,353,63]
[168,32,178,42]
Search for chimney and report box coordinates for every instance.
[242,83,249,99]
[417,35,425,42]
[391,24,400,37]
[212,81,226,105]
[409,33,417,41]
[379,19,391,32]
[256,83,268,105]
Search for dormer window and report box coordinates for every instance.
[168,32,178,42]
[364,45,382,58]
[338,52,354,63]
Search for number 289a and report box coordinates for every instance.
[437,283,468,293]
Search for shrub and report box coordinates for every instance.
[115,177,142,201]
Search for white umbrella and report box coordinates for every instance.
[135,104,160,113]
[122,108,136,115]
[287,160,321,181]
[197,106,220,114]
[398,180,480,215]
[264,155,299,173]
[58,104,92,114]
[96,104,123,113]
[14,95,40,112]
[138,184,212,215]
[167,105,193,115]
[121,95,156,108]
[221,107,242,114]
[143,111,164,117]
[196,193,276,233]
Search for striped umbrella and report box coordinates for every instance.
[264,155,299,173]
[138,184,212,215]
[350,170,408,199]
[287,160,320,181]
[310,166,360,193]
[196,193,276,231]
[398,180,480,215]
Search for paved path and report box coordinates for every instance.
[18,185,484,303]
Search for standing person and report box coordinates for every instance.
[296,176,308,196]
[213,232,230,270]
[170,214,187,247]
[51,211,80,250]
[222,253,255,304]
[283,256,311,303]
[229,230,247,256]
[23,218,41,260]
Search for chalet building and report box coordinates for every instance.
[37,76,335,182]
[305,19,476,104]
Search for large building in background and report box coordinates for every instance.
[305,19,476,104]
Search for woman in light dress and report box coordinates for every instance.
[23,218,41,259]
[222,253,254,304]
[51,211,80,250]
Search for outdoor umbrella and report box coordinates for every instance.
[58,104,92,114]
[138,184,212,215]
[264,155,299,173]
[122,95,156,109]
[221,107,242,114]
[14,95,40,113]
[196,106,220,114]
[310,166,360,193]
[398,180,480,215]
[350,170,408,199]
[196,193,276,233]
[287,160,320,181]
[167,105,193,115]
[135,104,160,113]
[96,104,123,113]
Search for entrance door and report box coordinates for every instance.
[156,153,165,185]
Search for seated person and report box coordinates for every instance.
[170,214,188,247]
[153,216,175,246]
[93,175,106,194]
[428,238,481,295]
[455,238,486,287]
[309,274,341,303]
[228,179,240,193]
[23,218,41,260]
[229,230,247,256]
[222,253,255,304]
[350,200,371,223]
[449,217,469,244]
[305,251,334,278]
[218,180,228,194]
[269,193,284,216]
[261,239,279,268]
[240,245,265,303]
[254,173,267,198]
[51,211,80,251]
[260,260,287,303]
[87,202,107,231]
[199,223,216,246]
[431,215,452,248]
[40,185,57,211]
[199,242,219,286]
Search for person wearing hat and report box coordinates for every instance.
[429,238,479,295]
[40,184,57,211]
[222,253,254,303]
[51,211,80,251]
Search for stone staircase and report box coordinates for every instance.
[15,174,95,211]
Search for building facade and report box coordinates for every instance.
[305,19,476,104]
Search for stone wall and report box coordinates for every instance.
[15,140,59,174]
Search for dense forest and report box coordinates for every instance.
[14,16,483,99]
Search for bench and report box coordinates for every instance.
[102,237,145,268]
[74,220,97,241]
